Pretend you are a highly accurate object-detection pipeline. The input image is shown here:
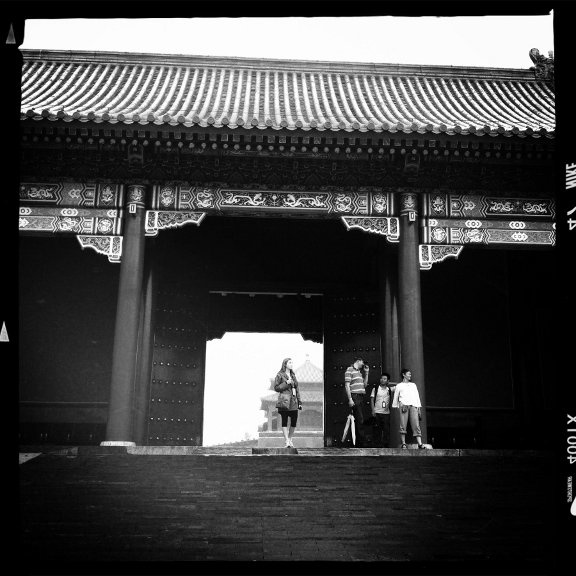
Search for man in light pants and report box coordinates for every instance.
[391,368,428,449]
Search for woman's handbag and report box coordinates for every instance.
[276,392,291,410]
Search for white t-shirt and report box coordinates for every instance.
[371,385,392,414]
[392,382,422,408]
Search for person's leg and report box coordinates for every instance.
[280,411,290,446]
[374,414,386,447]
[408,406,422,445]
[288,411,298,446]
[382,413,391,447]
[373,414,383,447]
[399,407,408,447]
[352,394,365,446]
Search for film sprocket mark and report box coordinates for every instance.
[565,163,576,230]
[567,415,576,464]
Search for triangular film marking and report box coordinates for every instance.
[5,23,15,45]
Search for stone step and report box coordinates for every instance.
[19,446,554,563]
[20,444,552,458]
[252,447,299,455]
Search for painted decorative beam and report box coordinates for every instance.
[422,193,555,220]
[419,245,464,270]
[145,211,206,237]
[151,185,392,216]
[20,182,124,207]
[423,218,556,246]
[341,216,400,243]
[19,206,123,235]
[77,235,123,263]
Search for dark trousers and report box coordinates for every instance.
[351,393,369,445]
[373,413,391,447]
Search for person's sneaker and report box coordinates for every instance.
[401,443,407,449]
[418,444,427,449]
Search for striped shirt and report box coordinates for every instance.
[345,365,366,394]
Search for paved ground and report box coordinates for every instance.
[19,447,555,566]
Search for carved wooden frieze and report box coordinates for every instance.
[19,182,125,236]
[422,192,555,247]
[419,245,464,270]
[370,192,395,215]
[341,217,400,243]
[423,193,555,219]
[151,185,392,216]
[399,192,419,214]
[19,207,123,235]
[77,235,123,263]
[423,218,556,246]
[127,184,146,213]
[145,211,206,237]
[20,183,124,208]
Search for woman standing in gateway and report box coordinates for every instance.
[274,358,302,448]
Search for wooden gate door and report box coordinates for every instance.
[323,292,381,447]
[147,282,208,446]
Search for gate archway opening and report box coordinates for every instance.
[203,330,324,447]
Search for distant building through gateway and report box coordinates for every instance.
[258,357,324,448]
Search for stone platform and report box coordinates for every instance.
[252,447,298,455]
[19,445,555,565]
[257,430,324,448]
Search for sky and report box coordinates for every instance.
[20,15,554,69]
[18,15,554,446]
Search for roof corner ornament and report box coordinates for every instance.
[529,48,554,86]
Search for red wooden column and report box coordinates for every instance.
[133,260,155,446]
[101,184,147,446]
[378,239,402,447]
[397,192,428,444]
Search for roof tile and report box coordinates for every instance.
[20,50,555,137]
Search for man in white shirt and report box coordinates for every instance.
[370,372,395,447]
[391,368,427,449]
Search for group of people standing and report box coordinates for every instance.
[344,357,427,449]
[274,356,427,449]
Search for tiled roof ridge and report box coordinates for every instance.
[21,48,539,82]
[21,49,554,136]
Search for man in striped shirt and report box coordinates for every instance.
[344,357,370,446]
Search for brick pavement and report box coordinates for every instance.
[19,448,555,564]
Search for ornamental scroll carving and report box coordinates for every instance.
[399,192,418,214]
[422,192,556,247]
[18,207,123,235]
[423,218,555,246]
[77,235,123,263]
[145,211,206,237]
[419,245,464,270]
[151,185,376,215]
[341,217,400,243]
[19,183,123,207]
[425,193,555,219]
